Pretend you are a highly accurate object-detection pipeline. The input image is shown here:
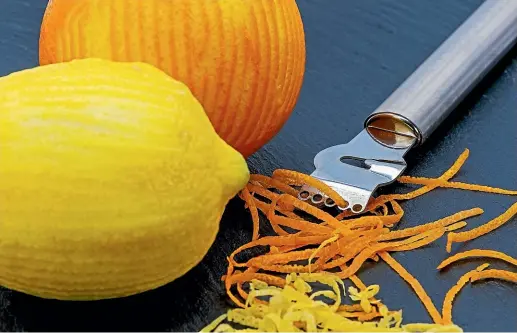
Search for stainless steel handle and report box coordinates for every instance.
[364,0,517,147]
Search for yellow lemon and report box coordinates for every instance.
[0,58,250,300]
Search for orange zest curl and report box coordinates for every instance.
[469,269,517,284]
[379,252,443,325]
[398,176,517,196]
[446,202,517,252]
[378,208,482,242]
[249,174,300,197]
[441,263,490,325]
[241,186,260,241]
[220,147,517,330]
[367,149,470,209]
[437,249,517,270]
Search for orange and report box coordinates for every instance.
[39,0,306,157]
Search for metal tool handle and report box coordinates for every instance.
[365,0,517,148]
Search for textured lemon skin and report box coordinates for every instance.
[0,58,250,300]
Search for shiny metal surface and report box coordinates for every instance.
[301,0,517,213]
[299,129,413,213]
[365,0,517,144]
[366,112,418,149]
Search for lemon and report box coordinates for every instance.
[0,58,250,300]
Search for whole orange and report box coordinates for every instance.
[39,0,306,157]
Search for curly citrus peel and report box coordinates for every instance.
[379,252,443,325]
[241,215,465,273]
[378,208,482,241]
[446,202,517,252]
[223,148,517,331]
[398,176,517,196]
[441,263,490,325]
[437,249,517,270]
[241,186,260,241]
[308,234,340,273]
[367,149,470,208]
[469,269,517,284]
[444,222,468,232]
[249,174,300,198]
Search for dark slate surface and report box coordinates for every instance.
[0,0,516,331]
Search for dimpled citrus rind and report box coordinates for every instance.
[0,58,250,300]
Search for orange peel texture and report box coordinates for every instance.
[39,0,307,157]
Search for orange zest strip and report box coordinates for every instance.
[386,228,445,252]
[223,147,515,327]
[342,200,405,226]
[342,208,403,229]
[253,199,271,215]
[248,237,348,269]
[235,267,259,301]
[444,221,468,232]
[316,230,383,268]
[469,269,517,284]
[224,259,246,308]
[308,234,340,273]
[273,244,314,254]
[227,271,286,288]
[225,269,286,309]
[337,304,364,312]
[236,282,248,300]
[241,186,260,241]
[272,169,348,207]
[249,174,300,197]
[255,199,298,220]
[337,243,395,278]
[247,183,299,227]
[386,201,404,227]
[437,249,517,270]
[275,194,344,229]
[446,202,517,252]
[398,176,517,196]
[367,149,470,210]
[267,195,334,235]
[325,228,433,271]
[246,248,318,267]
[266,195,303,236]
[247,183,297,214]
[228,234,330,267]
[268,214,334,235]
[349,275,367,291]
[246,182,279,201]
[377,204,389,216]
[224,267,286,307]
[378,208,483,241]
[323,238,375,270]
[443,267,517,322]
[379,252,443,324]
[336,149,470,220]
[252,263,311,273]
[338,311,382,321]
[315,238,362,269]
[339,215,381,228]
[381,228,445,250]
[442,263,490,325]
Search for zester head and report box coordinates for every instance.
[299,116,417,214]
